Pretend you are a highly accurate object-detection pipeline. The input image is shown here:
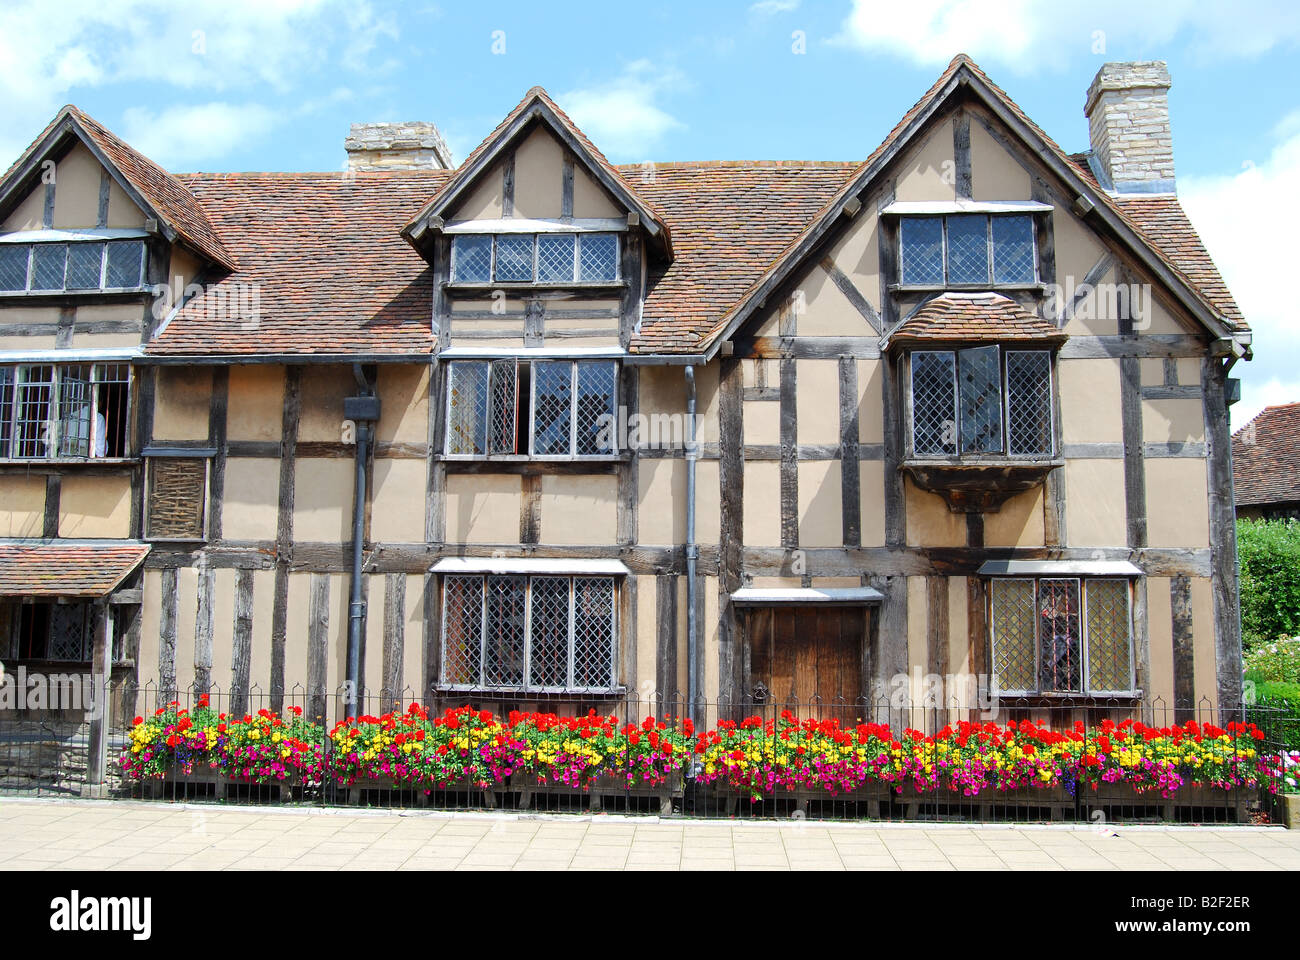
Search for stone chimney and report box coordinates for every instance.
[1083,61,1175,194]
[345,121,454,171]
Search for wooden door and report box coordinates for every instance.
[747,606,865,721]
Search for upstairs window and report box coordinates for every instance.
[451,233,619,284]
[0,239,147,293]
[444,358,618,458]
[990,578,1133,695]
[900,214,1035,287]
[0,363,131,460]
[909,347,1052,458]
[440,574,618,692]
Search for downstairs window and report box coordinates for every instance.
[989,577,1134,696]
[439,574,618,692]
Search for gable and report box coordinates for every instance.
[446,123,623,223]
[702,56,1247,359]
[1,141,145,233]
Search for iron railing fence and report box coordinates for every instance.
[2,680,1292,825]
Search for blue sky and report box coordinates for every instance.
[2,0,1297,424]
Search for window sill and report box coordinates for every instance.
[445,281,626,296]
[0,288,152,302]
[994,691,1143,703]
[889,282,1045,295]
[434,684,627,697]
[901,457,1063,512]
[0,457,139,468]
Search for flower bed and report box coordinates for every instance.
[119,696,326,787]
[326,705,691,795]
[694,713,1271,802]
[118,703,1275,813]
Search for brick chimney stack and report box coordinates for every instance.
[1083,61,1175,195]
[345,121,454,171]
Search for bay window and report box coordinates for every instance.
[908,346,1053,458]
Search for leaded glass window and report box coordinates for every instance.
[450,233,618,284]
[898,214,1037,287]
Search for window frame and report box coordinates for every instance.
[988,576,1136,697]
[437,573,621,694]
[906,346,1055,460]
[0,362,133,462]
[143,454,211,543]
[898,214,1038,288]
[450,233,621,286]
[0,239,148,295]
[442,358,620,461]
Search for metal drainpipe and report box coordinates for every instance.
[345,364,378,717]
[684,365,698,729]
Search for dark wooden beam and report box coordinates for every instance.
[927,576,950,681]
[656,573,677,709]
[159,567,178,704]
[838,356,861,547]
[381,572,405,713]
[561,153,575,220]
[1202,356,1243,713]
[819,256,882,334]
[230,567,254,718]
[952,111,972,199]
[207,366,229,541]
[616,365,638,546]
[306,572,330,724]
[882,354,906,548]
[501,153,515,218]
[1171,574,1195,723]
[520,473,542,544]
[43,475,61,539]
[779,357,798,549]
[717,357,744,712]
[194,565,214,696]
[269,365,301,712]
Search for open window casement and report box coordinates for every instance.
[487,359,519,455]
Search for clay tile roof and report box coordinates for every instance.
[0,543,149,597]
[623,161,858,352]
[147,171,449,357]
[886,292,1067,346]
[41,107,237,270]
[1232,403,1300,507]
[407,86,670,245]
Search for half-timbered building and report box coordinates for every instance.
[0,56,1250,738]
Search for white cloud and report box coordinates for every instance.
[833,0,1300,71]
[749,0,800,15]
[0,0,391,164]
[1180,125,1300,429]
[120,103,278,168]
[559,61,687,161]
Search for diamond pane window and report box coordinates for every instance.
[30,244,67,290]
[440,574,620,692]
[104,240,144,288]
[494,235,534,283]
[451,235,492,283]
[574,361,617,455]
[537,234,576,283]
[0,246,30,291]
[487,359,518,455]
[946,215,989,285]
[991,579,1037,693]
[484,575,527,687]
[900,217,943,285]
[1038,578,1082,692]
[911,351,957,456]
[66,243,104,290]
[1085,580,1132,691]
[446,361,489,455]
[1006,350,1053,456]
[528,577,570,687]
[531,362,572,455]
[578,233,618,283]
[992,215,1035,284]
[958,345,1003,453]
[441,576,484,686]
[573,577,615,688]
[48,604,92,661]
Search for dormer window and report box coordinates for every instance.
[900,214,1036,287]
[0,239,147,293]
[908,346,1054,458]
[450,233,619,285]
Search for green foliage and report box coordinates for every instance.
[1243,636,1300,684]
[1246,678,1300,754]
[1237,519,1300,650]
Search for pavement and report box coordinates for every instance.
[1,797,1299,870]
